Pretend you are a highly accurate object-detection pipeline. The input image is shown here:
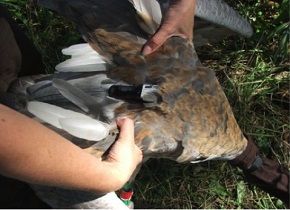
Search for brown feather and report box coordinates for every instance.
[84,28,248,163]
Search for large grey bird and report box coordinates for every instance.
[9,0,253,208]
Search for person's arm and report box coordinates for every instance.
[229,139,289,207]
[0,104,142,193]
[142,0,195,55]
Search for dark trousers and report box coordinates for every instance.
[0,5,46,92]
[0,5,45,78]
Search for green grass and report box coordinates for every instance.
[133,159,286,209]
[2,0,289,208]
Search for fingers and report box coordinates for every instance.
[142,0,195,56]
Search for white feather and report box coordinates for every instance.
[129,0,162,34]
[27,101,109,141]
[61,43,96,57]
[27,101,91,129]
[56,44,107,72]
[59,118,109,141]
[55,54,107,72]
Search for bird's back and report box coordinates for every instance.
[93,29,247,162]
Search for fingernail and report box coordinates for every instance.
[116,117,127,124]
[142,45,152,56]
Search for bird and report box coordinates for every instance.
[9,0,253,208]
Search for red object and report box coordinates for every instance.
[120,190,133,200]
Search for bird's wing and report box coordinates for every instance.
[14,1,252,208]
[38,0,253,48]
[27,33,247,163]
[194,0,253,43]
[32,0,250,162]
[38,0,149,43]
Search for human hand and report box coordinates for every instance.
[103,117,143,185]
[142,0,195,55]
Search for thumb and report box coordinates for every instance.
[142,29,170,55]
[115,117,134,144]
